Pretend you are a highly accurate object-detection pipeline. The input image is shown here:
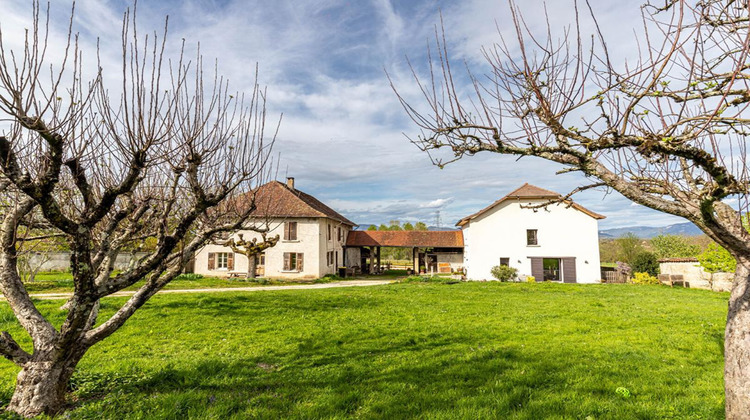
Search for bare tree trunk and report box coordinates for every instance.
[7,353,82,417]
[725,259,750,419]
[247,254,257,279]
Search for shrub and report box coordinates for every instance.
[631,252,659,277]
[490,265,518,281]
[650,234,701,259]
[526,276,536,283]
[175,273,203,281]
[698,242,736,273]
[632,272,659,285]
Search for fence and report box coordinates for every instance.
[601,267,628,283]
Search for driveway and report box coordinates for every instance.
[21,279,397,301]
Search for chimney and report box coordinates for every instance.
[286,177,295,190]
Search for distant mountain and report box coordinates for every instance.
[599,222,703,239]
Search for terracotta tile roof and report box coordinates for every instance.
[241,181,355,226]
[456,183,606,227]
[658,258,699,263]
[346,230,464,248]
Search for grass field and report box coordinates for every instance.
[0,282,727,419]
[15,271,391,295]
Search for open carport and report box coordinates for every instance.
[345,230,464,274]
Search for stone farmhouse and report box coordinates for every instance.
[194,178,355,279]
[194,180,605,282]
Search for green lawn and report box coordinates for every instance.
[0,282,727,419]
[16,272,372,295]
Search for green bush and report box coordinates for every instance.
[632,272,659,285]
[175,273,204,281]
[490,265,518,282]
[631,252,659,277]
[698,242,736,273]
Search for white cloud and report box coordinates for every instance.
[0,0,696,231]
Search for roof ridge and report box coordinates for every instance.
[456,183,604,226]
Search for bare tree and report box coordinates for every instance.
[224,232,280,279]
[394,0,750,417]
[0,3,276,417]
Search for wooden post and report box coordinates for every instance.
[377,247,381,273]
[369,246,376,274]
[413,247,419,274]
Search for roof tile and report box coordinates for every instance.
[346,230,464,248]
[241,181,355,225]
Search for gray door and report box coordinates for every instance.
[562,257,577,283]
[530,257,543,281]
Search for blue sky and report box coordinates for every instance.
[1,0,690,229]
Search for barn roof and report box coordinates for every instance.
[456,183,605,227]
[346,230,464,248]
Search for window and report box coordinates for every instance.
[208,252,234,270]
[527,229,538,246]
[327,224,332,241]
[284,222,298,241]
[499,258,510,267]
[338,227,343,242]
[283,252,304,271]
[326,251,333,266]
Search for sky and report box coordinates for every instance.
[0,0,691,229]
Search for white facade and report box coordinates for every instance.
[462,199,602,283]
[194,218,351,279]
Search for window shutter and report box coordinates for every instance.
[208,253,215,270]
[284,223,289,240]
[291,222,297,240]
[298,253,304,271]
[228,253,234,270]
[562,257,577,283]
[530,257,543,281]
[284,253,290,271]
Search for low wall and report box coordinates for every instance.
[23,252,150,272]
[659,259,733,292]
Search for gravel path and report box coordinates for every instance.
[17,279,397,301]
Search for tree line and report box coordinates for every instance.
[600,234,736,276]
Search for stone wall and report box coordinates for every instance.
[658,259,733,292]
[23,252,150,272]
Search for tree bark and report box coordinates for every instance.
[725,258,750,419]
[6,356,80,417]
[247,254,257,279]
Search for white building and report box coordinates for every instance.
[194,178,355,279]
[458,183,604,283]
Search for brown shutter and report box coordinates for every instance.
[284,223,289,240]
[208,253,215,270]
[291,222,297,240]
[228,253,234,270]
[284,252,290,270]
[562,257,577,283]
[530,257,543,281]
[298,253,304,271]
